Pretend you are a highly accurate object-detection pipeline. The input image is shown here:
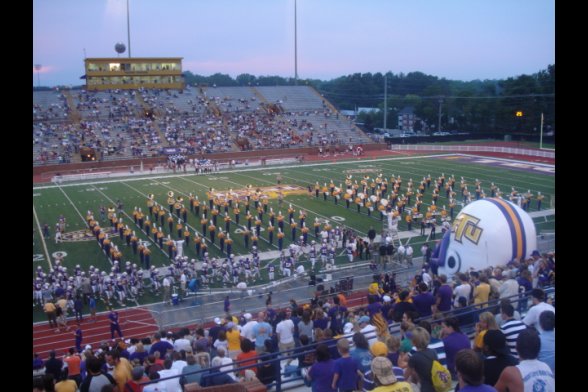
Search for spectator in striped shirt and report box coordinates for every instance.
[499,301,527,359]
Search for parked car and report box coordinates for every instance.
[399,132,417,137]
[432,131,450,136]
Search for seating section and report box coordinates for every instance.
[33,86,372,164]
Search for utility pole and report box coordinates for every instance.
[539,112,544,149]
[34,64,42,88]
[438,97,443,133]
[294,0,298,85]
[127,0,132,58]
[383,75,387,130]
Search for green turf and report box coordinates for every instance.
[33,154,555,321]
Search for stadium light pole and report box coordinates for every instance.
[127,0,132,58]
[383,75,387,129]
[539,112,544,149]
[294,0,298,85]
[34,64,42,88]
[437,97,443,134]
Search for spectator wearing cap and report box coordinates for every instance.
[371,356,413,392]
[499,301,527,358]
[362,341,407,392]
[522,288,555,332]
[208,317,224,349]
[537,311,555,376]
[358,315,377,347]
[380,295,394,322]
[495,329,555,392]
[440,317,470,378]
[225,322,242,359]
[482,330,518,386]
[240,312,258,343]
[161,330,174,343]
[455,349,497,392]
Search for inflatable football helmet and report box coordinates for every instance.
[432,198,537,280]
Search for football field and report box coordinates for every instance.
[32,154,555,320]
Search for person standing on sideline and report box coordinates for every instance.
[74,326,83,353]
[162,275,171,305]
[89,295,97,323]
[368,226,377,244]
[108,308,123,339]
[224,295,231,314]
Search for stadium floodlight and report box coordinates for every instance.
[34,64,41,88]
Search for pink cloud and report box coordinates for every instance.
[32,65,56,74]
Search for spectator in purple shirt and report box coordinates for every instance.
[108,309,123,339]
[307,344,336,392]
[366,295,382,318]
[441,317,471,378]
[412,282,437,318]
[435,274,453,313]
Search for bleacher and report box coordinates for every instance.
[33,90,69,122]
[33,86,374,164]
[256,86,324,111]
[205,86,263,113]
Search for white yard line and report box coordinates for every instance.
[90,184,171,260]
[33,204,53,271]
[55,182,115,266]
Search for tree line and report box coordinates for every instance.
[182,65,554,135]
